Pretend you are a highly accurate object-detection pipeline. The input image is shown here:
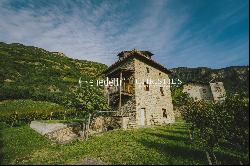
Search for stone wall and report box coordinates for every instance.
[30,121,81,144]
[182,82,226,102]
[210,82,226,101]
[89,116,110,134]
[30,118,111,144]
[134,59,175,126]
[183,83,213,101]
[45,126,79,144]
[105,57,175,128]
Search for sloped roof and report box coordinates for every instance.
[103,52,171,75]
[117,50,154,57]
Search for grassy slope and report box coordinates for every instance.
[1,121,247,165]
[0,42,107,102]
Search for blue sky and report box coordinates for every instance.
[0,0,249,68]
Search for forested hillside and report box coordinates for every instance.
[171,66,249,95]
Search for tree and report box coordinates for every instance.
[171,86,190,107]
[66,84,110,139]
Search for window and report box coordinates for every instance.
[159,72,161,76]
[144,82,149,91]
[202,89,207,93]
[146,67,150,73]
[162,108,167,118]
[160,87,164,96]
[215,87,221,92]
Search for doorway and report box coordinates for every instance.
[140,108,146,126]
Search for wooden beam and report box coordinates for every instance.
[119,71,122,113]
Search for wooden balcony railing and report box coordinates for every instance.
[108,83,134,95]
[122,83,134,94]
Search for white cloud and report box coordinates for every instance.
[0,0,248,68]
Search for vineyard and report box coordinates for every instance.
[0,100,79,126]
[180,93,249,164]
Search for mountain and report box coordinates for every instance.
[0,41,248,103]
[170,66,249,95]
[0,42,107,103]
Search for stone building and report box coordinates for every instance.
[102,50,175,128]
[182,81,226,102]
[209,82,226,101]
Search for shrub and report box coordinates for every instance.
[181,93,249,164]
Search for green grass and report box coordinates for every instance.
[1,121,248,165]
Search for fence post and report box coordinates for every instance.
[85,113,92,140]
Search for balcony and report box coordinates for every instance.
[122,83,134,95]
[108,83,134,96]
